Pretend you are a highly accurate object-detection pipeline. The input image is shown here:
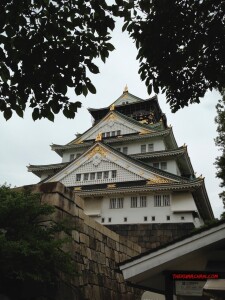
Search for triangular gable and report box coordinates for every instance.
[112,92,143,107]
[46,142,179,187]
[69,110,154,145]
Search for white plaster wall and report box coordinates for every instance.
[62,149,86,163]
[84,197,102,216]
[60,160,144,186]
[84,193,195,225]
[146,160,180,175]
[171,192,197,212]
[113,138,166,155]
[87,120,137,140]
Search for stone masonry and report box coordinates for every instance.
[22,182,143,300]
[106,223,195,251]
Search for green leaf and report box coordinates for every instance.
[86,82,96,94]
[47,110,54,122]
[105,43,115,52]
[15,106,24,118]
[82,85,88,97]
[3,108,12,120]
[122,21,129,32]
[87,63,99,74]
[0,63,10,82]
[32,108,39,121]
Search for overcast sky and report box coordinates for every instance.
[0,22,223,218]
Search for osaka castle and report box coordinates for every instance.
[28,87,214,235]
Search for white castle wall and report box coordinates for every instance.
[84,192,201,227]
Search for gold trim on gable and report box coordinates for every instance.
[146,176,172,185]
[107,184,116,189]
[139,129,151,135]
[88,145,107,159]
[74,187,82,191]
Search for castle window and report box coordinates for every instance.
[153,162,160,169]
[141,145,146,153]
[144,216,148,221]
[108,218,111,222]
[140,196,147,207]
[154,195,170,206]
[76,174,81,181]
[163,195,170,206]
[131,197,137,208]
[112,131,116,137]
[116,148,121,152]
[90,173,95,180]
[76,153,81,158]
[109,198,123,209]
[84,173,89,181]
[97,172,102,180]
[117,130,121,135]
[101,218,105,223]
[122,147,128,154]
[112,170,117,178]
[124,217,127,222]
[103,171,109,179]
[117,198,124,208]
[181,216,185,220]
[70,154,75,161]
[161,162,167,170]
[154,195,161,206]
[152,216,155,221]
[106,132,110,137]
[148,144,154,152]
[110,198,117,209]
[102,133,106,138]
[167,216,170,221]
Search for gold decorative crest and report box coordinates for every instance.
[88,145,107,159]
[139,129,151,135]
[95,132,102,142]
[107,184,116,189]
[110,104,115,111]
[74,187,82,191]
[146,176,172,185]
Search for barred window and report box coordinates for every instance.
[154,195,170,206]
[141,144,146,153]
[111,131,116,136]
[161,162,167,170]
[148,144,154,152]
[106,132,110,137]
[112,170,117,178]
[90,172,95,180]
[163,194,170,206]
[122,147,128,154]
[70,154,75,161]
[110,198,117,209]
[117,198,124,208]
[97,172,102,180]
[76,174,81,181]
[154,195,162,207]
[117,130,121,135]
[153,162,160,169]
[140,196,147,207]
[103,171,109,179]
[131,197,137,208]
[84,173,89,181]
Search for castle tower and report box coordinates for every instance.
[28,89,214,249]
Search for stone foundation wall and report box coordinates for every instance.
[106,223,195,251]
[27,182,143,300]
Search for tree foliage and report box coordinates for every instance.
[215,92,225,207]
[0,185,75,297]
[0,0,225,120]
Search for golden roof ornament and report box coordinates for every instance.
[123,84,128,93]
[95,132,102,142]
[110,104,115,111]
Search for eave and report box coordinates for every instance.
[51,128,178,157]
[27,162,69,177]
